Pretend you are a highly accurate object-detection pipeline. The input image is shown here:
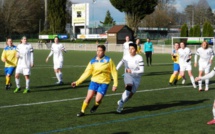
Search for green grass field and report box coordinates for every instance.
[0,49,215,134]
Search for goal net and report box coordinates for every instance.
[171,37,215,53]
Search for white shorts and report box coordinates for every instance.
[180,63,192,71]
[15,67,31,75]
[124,73,141,94]
[53,61,63,69]
[199,62,211,74]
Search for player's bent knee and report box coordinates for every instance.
[126,85,132,91]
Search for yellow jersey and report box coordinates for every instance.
[1,45,18,67]
[137,45,142,54]
[172,50,179,64]
[76,56,118,87]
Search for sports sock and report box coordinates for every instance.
[169,74,176,83]
[190,76,196,87]
[177,75,182,80]
[122,90,131,103]
[6,76,10,85]
[55,73,60,82]
[213,107,215,119]
[91,102,100,111]
[26,79,30,89]
[198,80,202,89]
[81,101,88,113]
[15,78,20,88]
[205,79,209,89]
[58,72,63,82]
[95,102,100,106]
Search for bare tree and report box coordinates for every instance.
[141,1,176,28]
[184,0,215,26]
[1,0,44,36]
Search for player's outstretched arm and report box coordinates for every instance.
[46,57,49,63]
[195,69,215,81]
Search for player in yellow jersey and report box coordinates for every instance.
[1,38,18,90]
[136,38,142,54]
[71,45,118,117]
[168,42,185,85]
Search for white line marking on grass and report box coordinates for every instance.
[35,104,211,134]
[0,97,85,109]
[0,85,192,109]
[32,63,172,69]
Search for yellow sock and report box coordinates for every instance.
[81,101,88,113]
[169,74,176,83]
[95,102,101,106]
[177,75,182,80]
[6,76,10,85]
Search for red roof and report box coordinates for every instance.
[107,25,128,33]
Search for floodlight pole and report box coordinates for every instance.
[39,19,41,34]
[192,9,194,27]
[44,0,48,30]
[92,0,96,34]
[84,3,87,34]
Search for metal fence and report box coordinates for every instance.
[0,42,209,54]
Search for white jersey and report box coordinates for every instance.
[117,54,144,77]
[123,41,133,56]
[195,47,214,64]
[16,43,34,68]
[178,47,192,65]
[49,43,65,62]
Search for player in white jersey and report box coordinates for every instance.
[123,35,133,56]
[194,41,214,91]
[116,43,144,113]
[14,36,34,94]
[195,67,215,125]
[117,36,133,75]
[46,36,66,84]
[178,41,196,88]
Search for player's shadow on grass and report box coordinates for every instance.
[99,99,209,115]
[121,99,209,114]
[32,85,89,92]
[31,81,90,92]
[144,71,172,76]
[112,132,130,134]
[148,63,172,67]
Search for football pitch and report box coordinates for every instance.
[0,49,215,134]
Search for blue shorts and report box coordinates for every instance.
[88,81,109,96]
[4,67,16,76]
[173,63,180,72]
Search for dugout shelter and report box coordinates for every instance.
[107,25,134,44]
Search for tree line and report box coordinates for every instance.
[0,0,68,39]
[110,0,215,37]
[0,0,44,37]
[0,0,214,39]
[181,21,214,37]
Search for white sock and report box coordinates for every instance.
[198,80,202,89]
[15,78,20,88]
[55,73,60,82]
[205,79,209,89]
[213,107,215,119]
[122,90,131,103]
[190,76,196,86]
[58,72,63,82]
[26,79,30,90]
